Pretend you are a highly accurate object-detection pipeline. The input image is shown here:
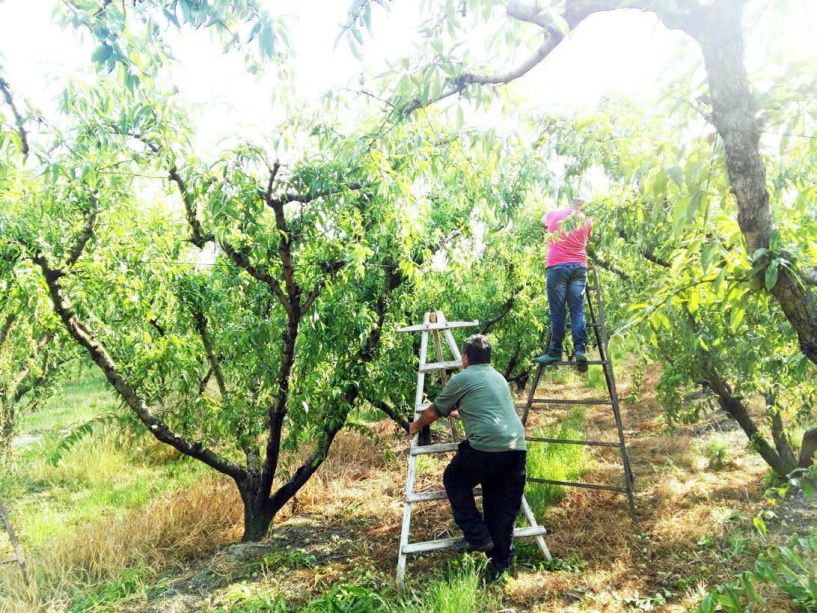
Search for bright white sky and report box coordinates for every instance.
[0,0,815,157]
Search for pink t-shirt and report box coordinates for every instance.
[544,209,592,267]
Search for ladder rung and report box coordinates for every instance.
[402,526,548,555]
[419,360,462,373]
[528,398,612,406]
[543,360,607,367]
[411,442,459,455]
[398,321,479,332]
[526,436,620,448]
[0,555,18,565]
[528,477,626,493]
[407,487,482,503]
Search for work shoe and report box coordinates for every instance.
[533,353,561,365]
[574,350,588,373]
[484,561,511,585]
[452,535,494,554]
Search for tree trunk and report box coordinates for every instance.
[704,366,796,477]
[688,2,817,363]
[799,428,817,469]
[238,476,275,542]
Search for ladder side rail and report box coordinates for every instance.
[437,311,464,360]
[520,495,552,560]
[398,315,431,586]
[522,364,543,426]
[430,315,460,441]
[589,269,637,515]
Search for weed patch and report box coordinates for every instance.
[525,410,587,517]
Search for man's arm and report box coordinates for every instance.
[409,405,438,436]
[408,374,465,436]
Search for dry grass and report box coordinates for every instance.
[6,359,807,612]
[0,476,242,611]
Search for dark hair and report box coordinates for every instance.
[462,334,492,365]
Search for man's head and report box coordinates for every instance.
[571,198,586,211]
[461,334,492,368]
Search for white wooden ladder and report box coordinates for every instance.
[395,311,551,586]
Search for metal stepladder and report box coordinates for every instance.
[522,265,636,516]
[395,311,550,586]
[0,499,28,582]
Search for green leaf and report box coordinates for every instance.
[92,44,114,64]
[765,259,779,291]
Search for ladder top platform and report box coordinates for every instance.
[397,320,479,333]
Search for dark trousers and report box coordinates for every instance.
[443,440,526,570]
[546,263,588,355]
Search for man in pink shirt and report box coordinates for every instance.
[534,199,592,372]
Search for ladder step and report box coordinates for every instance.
[407,487,482,503]
[419,360,462,373]
[526,436,620,448]
[528,477,626,493]
[411,442,459,455]
[528,398,612,406]
[402,526,548,555]
[0,555,18,565]
[543,360,607,367]
[398,321,479,332]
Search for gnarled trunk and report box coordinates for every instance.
[687,2,817,363]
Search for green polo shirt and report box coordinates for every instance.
[432,363,526,452]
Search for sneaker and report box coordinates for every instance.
[452,535,494,554]
[574,350,588,373]
[533,353,561,365]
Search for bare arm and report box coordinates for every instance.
[409,405,439,436]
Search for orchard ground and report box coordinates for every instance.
[1,356,814,612]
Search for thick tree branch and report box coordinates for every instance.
[268,259,404,514]
[0,76,30,155]
[799,428,817,468]
[587,246,631,280]
[480,285,523,334]
[265,198,300,307]
[765,391,798,469]
[32,253,246,481]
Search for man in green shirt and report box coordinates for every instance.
[409,334,527,581]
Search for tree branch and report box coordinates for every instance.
[403,27,563,116]
[0,314,15,355]
[765,391,798,469]
[268,258,404,514]
[587,246,631,280]
[191,309,227,399]
[66,198,99,267]
[32,253,246,481]
[480,285,523,334]
[302,260,346,313]
[0,76,30,155]
[367,397,410,432]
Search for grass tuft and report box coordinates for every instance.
[525,410,587,517]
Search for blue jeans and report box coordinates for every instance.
[546,263,587,355]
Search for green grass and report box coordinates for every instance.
[525,410,587,517]
[18,370,114,433]
[1,372,205,547]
